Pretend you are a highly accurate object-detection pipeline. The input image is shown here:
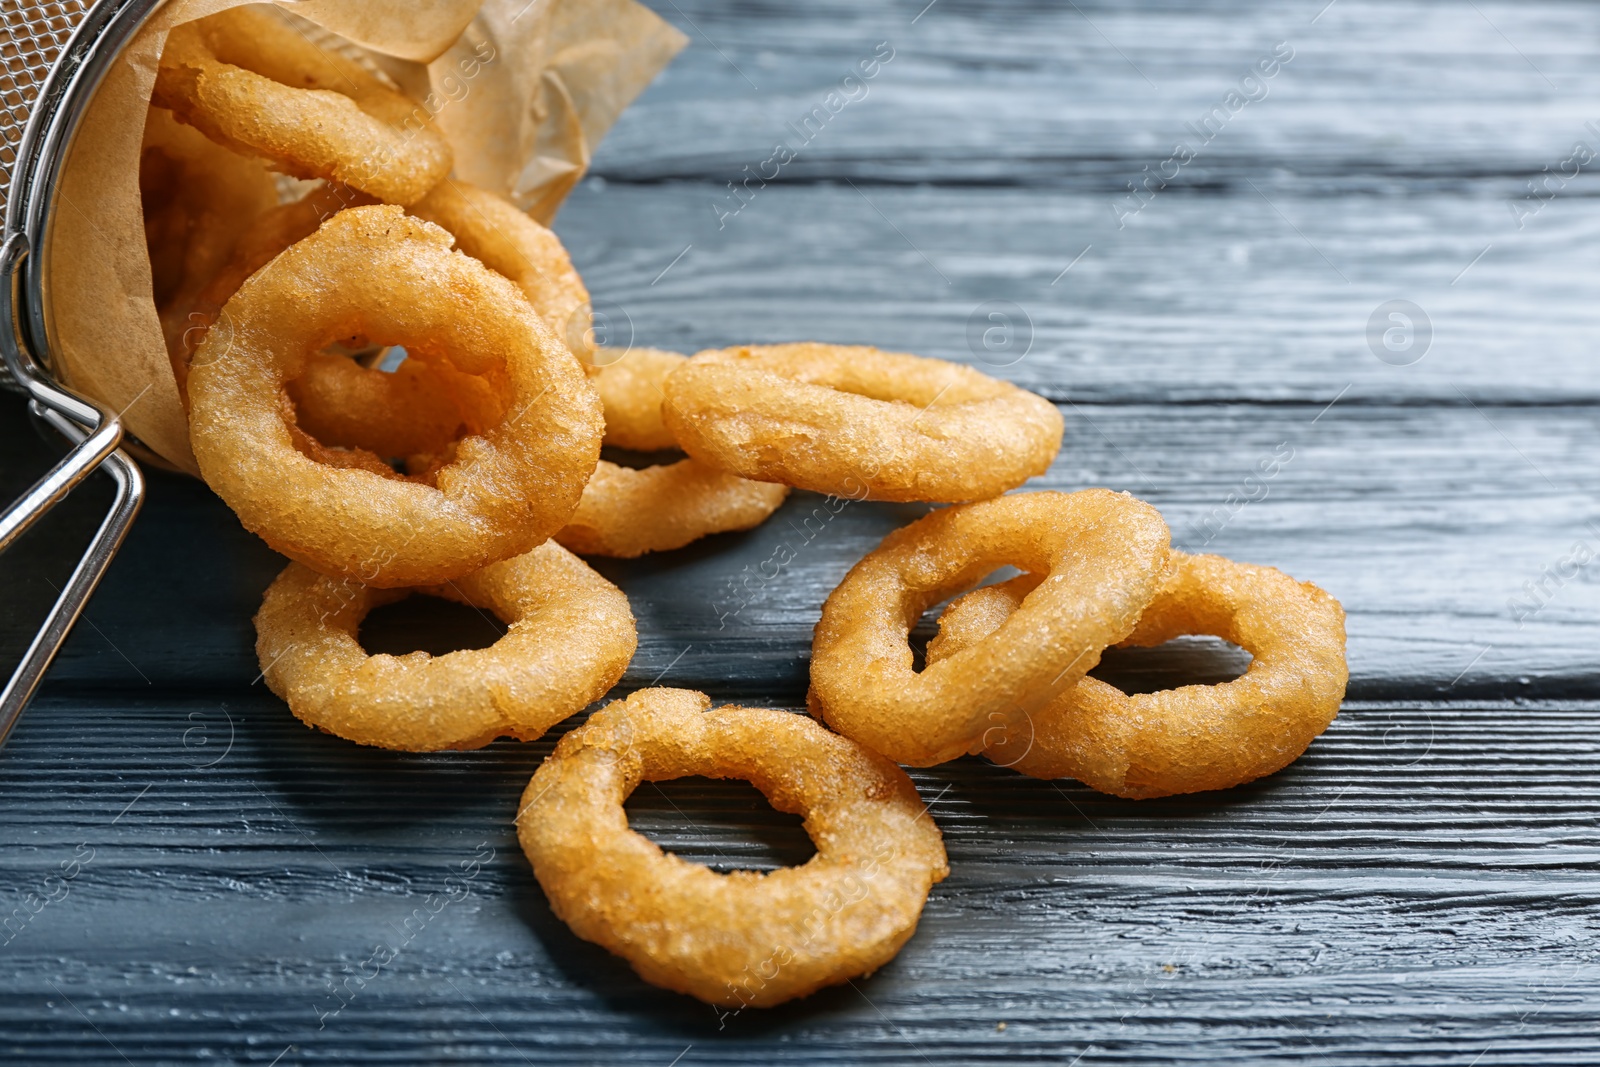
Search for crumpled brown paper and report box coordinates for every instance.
[44,0,686,473]
[417,0,693,223]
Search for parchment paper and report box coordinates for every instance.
[45,0,686,473]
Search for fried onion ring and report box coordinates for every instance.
[661,343,1063,502]
[173,183,379,397]
[927,552,1347,798]
[153,6,451,205]
[554,459,789,558]
[255,542,636,751]
[181,181,592,401]
[139,108,280,370]
[409,181,595,365]
[175,185,509,474]
[592,347,686,450]
[186,205,602,587]
[288,351,509,464]
[809,490,1170,767]
[516,687,948,1007]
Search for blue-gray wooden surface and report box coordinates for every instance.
[4,1,1600,1063]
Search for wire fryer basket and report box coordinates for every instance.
[0,0,148,747]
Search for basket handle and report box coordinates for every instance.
[0,232,145,746]
[0,234,126,543]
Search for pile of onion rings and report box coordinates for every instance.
[136,5,1350,1013]
[812,494,1347,797]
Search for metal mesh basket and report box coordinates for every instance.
[0,0,154,746]
[1,1,92,222]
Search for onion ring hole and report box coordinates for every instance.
[622,777,818,874]
[358,593,508,657]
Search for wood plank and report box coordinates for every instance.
[606,0,1600,182]
[3,695,1598,1064]
[555,180,1600,403]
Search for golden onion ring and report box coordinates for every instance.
[186,205,601,587]
[662,343,1063,502]
[153,6,451,205]
[809,489,1171,766]
[516,687,948,1007]
[255,542,636,751]
[929,552,1347,798]
[554,459,789,558]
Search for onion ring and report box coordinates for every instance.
[555,459,789,558]
[181,181,592,402]
[186,205,602,587]
[176,188,509,476]
[516,687,948,1007]
[173,183,378,397]
[139,108,279,372]
[288,351,509,464]
[927,552,1347,798]
[592,347,686,451]
[153,6,451,205]
[408,180,595,365]
[189,194,471,482]
[174,184,506,470]
[255,542,636,751]
[809,490,1171,767]
[661,343,1063,502]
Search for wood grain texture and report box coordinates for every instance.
[3,693,1599,1065]
[3,0,1599,1063]
[556,179,1600,405]
[599,0,1600,183]
[569,0,1600,403]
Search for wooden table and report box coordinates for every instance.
[5,1,1600,1062]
